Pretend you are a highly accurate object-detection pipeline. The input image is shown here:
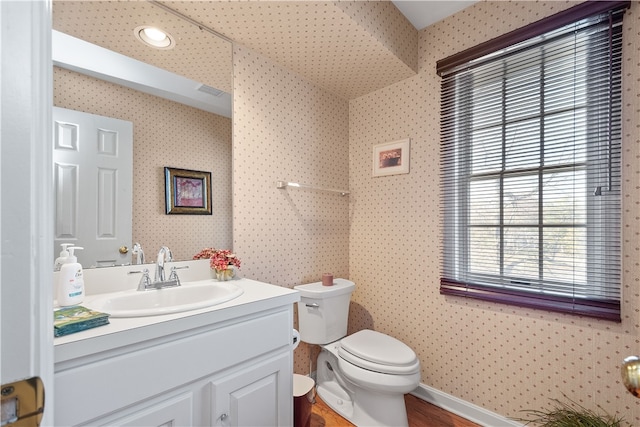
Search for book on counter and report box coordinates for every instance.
[54,306,110,337]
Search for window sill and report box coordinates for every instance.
[440,278,621,322]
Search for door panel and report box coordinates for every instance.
[52,107,133,268]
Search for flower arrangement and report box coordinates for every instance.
[194,248,241,281]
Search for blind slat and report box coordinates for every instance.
[439,2,626,321]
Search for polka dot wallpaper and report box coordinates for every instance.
[348,0,640,423]
[171,0,416,100]
[53,0,640,423]
[54,67,233,263]
[232,43,351,283]
[333,1,417,74]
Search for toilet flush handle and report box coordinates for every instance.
[305,303,319,308]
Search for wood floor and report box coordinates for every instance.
[310,394,480,427]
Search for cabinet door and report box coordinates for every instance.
[211,353,292,427]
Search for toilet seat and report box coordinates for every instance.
[338,330,420,375]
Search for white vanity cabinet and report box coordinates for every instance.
[54,278,299,427]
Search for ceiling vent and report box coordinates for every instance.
[197,84,225,97]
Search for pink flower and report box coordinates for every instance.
[193,247,217,260]
[194,248,241,272]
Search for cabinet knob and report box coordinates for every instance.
[220,413,228,421]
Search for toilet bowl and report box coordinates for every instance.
[294,279,421,427]
[317,331,421,426]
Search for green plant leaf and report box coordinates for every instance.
[517,395,624,427]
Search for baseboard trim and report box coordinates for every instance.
[411,383,523,427]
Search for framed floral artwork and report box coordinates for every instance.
[372,138,410,177]
[164,167,212,215]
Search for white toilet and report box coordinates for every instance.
[294,279,421,427]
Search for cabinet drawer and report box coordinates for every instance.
[96,392,194,427]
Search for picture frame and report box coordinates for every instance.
[164,167,212,215]
[372,138,410,177]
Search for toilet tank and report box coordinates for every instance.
[294,278,355,345]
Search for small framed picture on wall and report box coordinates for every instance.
[164,167,212,215]
[372,138,410,177]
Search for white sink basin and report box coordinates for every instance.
[87,280,244,318]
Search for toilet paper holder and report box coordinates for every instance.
[292,329,301,350]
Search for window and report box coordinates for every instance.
[438,2,629,321]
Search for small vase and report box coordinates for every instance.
[215,267,235,281]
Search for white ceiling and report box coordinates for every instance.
[392,1,479,30]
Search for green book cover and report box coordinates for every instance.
[54,306,110,337]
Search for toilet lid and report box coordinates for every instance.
[338,330,420,375]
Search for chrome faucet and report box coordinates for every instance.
[132,242,145,265]
[128,246,188,291]
[130,265,188,291]
[155,246,173,283]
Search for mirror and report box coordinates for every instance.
[52,1,233,268]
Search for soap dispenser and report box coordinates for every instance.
[54,243,73,271]
[57,246,85,307]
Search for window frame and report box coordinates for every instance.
[438,1,628,322]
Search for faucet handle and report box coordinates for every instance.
[168,266,188,286]
[130,268,152,291]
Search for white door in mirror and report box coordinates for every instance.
[53,107,133,269]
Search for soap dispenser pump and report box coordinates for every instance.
[57,246,85,307]
[54,243,73,271]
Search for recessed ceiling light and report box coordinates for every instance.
[134,25,175,49]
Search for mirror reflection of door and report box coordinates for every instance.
[53,107,133,268]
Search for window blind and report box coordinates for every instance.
[439,2,628,321]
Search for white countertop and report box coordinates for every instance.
[54,277,299,365]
